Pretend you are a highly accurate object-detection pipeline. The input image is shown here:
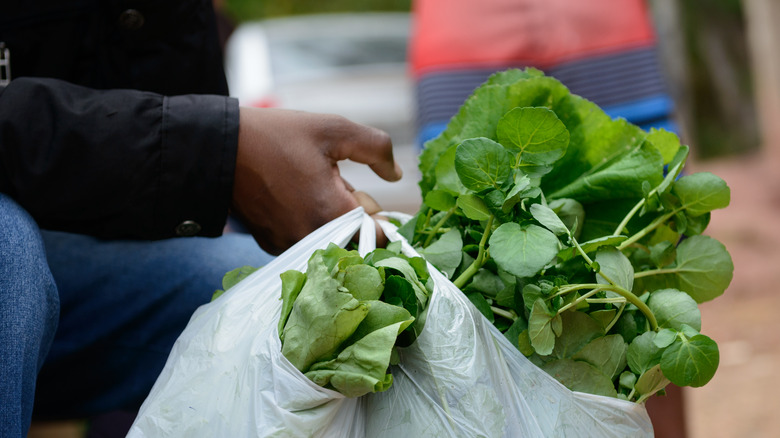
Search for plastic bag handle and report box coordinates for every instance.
[357,214,377,257]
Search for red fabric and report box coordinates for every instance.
[409,0,656,76]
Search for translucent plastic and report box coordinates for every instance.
[128,208,653,437]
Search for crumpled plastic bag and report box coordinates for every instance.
[128,208,653,437]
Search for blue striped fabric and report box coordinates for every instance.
[416,46,675,146]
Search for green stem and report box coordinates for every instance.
[423,207,455,247]
[616,209,680,251]
[604,303,626,333]
[423,207,433,228]
[556,282,658,331]
[553,233,659,330]
[633,268,678,279]
[605,288,657,331]
[613,197,647,236]
[585,298,627,304]
[571,236,595,266]
[453,215,495,289]
[553,283,607,297]
[556,287,606,313]
[491,306,517,321]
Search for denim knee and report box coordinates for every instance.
[0,194,60,436]
[0,193,60,360]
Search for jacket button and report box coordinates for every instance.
[118,9,145,30]
[175,220,202,237]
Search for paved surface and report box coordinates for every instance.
[682,152,780,438]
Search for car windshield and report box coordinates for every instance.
[263,14,410,82]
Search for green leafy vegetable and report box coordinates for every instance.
[211,265,260,301]
[276,243,431,397]
[406,68,733,402]
[488,223,559,278]
[660,332,719,388]
[497,107,569,165]
[455,138,514,192]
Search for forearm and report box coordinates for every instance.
[0,77,239,239]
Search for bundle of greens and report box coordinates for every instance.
[399,68,733,402]
[275,242,432,397]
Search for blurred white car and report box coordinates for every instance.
[224,12,421,213]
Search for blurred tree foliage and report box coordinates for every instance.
[222,0,411,21]
[678,0,759,158]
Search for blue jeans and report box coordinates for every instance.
[0,194,273,437]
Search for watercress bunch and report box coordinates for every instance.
[400,68,733,402]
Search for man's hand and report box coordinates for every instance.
[231,107,402,254]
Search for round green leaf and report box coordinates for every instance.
[424,190,456,212]
[418,229,463,280]
[455,137,514,192]
[668,235,733,303]
[673,172,730,217]
[619,371,637,391]
[435,144,468,195]
[489,223,559,278]
[595,247,634,292]
[646,288,701,331]
[497,107,569,166]
[660,334,719,387]
[627,331,663,375]
[464,268,506,298]
[653,328,678,348]
[457,194,492,221]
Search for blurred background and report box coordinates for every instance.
[216,0,772,210]
[28,0,780,437]
[219,0,765,160]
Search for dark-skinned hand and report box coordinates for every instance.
[231,107,402,254]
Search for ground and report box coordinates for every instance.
[679,151,780,438]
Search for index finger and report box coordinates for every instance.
[327,119,403,182]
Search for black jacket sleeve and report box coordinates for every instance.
[0,77,239,240]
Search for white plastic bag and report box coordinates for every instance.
[365,220,654,437]
[128,208,375,438]
[128,208,653,437]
